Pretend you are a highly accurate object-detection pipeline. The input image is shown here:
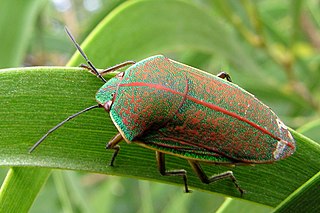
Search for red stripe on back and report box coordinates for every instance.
[119,82,294,148]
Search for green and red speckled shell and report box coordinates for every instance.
[96,55,296,164]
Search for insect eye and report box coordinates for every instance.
[104,100,113,112]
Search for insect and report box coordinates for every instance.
[29,28,296,195]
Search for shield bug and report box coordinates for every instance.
[29,28,296,195]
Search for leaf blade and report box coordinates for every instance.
[0,167,51,213]
[0,66,319,207]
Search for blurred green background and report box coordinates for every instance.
[0,0,319,212]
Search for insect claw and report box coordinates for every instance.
[240,189,246,197]
[185,188,192,193]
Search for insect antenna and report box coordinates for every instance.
[65,27,107,83]
[29,104,100,153]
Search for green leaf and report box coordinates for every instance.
[274,171,320,213]
[216,197,272,213]
[272,128,320,212]
[68,0,264,78]
[0,0,45,68]
[297,119,320,143]
[0,167,50,212]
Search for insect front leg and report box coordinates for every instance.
[80,61,135,76]
[216,72,232,82]
[106,133,123,166]
[188,160,244,196]
[156,151,190,193]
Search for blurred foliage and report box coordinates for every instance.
[0,0,319,212]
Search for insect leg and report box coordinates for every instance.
[188,160,244,196]
[156,151,190,193]
[106,133,123,166]
[81,61,136,76]
[216,72,232,82]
